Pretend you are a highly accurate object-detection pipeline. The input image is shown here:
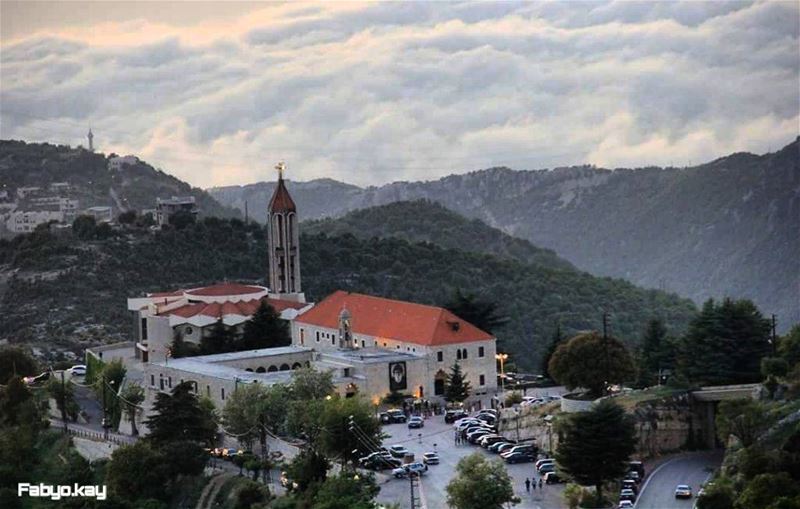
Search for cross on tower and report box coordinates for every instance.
[275,161,286,179]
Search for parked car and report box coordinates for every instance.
[620,489,636,502]
[629,460,645,478]
[359,452,400,470]
[408,416,425,429]
[380,410,407,424]
[495,443,516,454]
[621,479,638,494]
[422,452,439,465]
[504,451,535,464]
[538,463,556,474]
[392,462,427,478]
[675,485,692,499]
[544,471,565,484]
[455,419,481,430]
[445,409,468,423]
[627,470,641,483]
[535,458,555,470]
[479,435,506,448]
[389,445,411,458]
[618,501,634,509]
[467,430,493,443]
[68,365,86,376]
[501,444,536,458]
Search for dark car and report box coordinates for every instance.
[629,461,645,478]
[621,479,638,494]
[544,472,565,484]
[445,409,468,424]
[380,409,407,424]
[408,416,424,429]
[504,451,535,464]
[467,430,493,444]
[359,452,400,470]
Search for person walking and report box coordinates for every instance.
[538,478,543,490]
[531,478,536,494]
[525,478,531,493]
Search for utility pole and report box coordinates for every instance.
[245,201,249,223]
[602,312,610,395]
[771,314,778,354]
[102,373,108,440]
[61,370,68,434]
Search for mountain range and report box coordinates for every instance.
[210,139,800,331]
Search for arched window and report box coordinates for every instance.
[267,365,278,372]
[462,348,468,359]
[245,368,254,372]
[291,362,302,370]
[457,349,462,360]
[255,367,266,373]
[279,363,290,371]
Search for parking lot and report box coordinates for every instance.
[375,390,567,509]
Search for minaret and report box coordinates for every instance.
[87,128,94,152]
[266,162,304,302]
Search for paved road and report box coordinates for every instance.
[634,451,723,509]
[376,388,566,509]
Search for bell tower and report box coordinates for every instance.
[267,162,304,302]
[338,306,353,349]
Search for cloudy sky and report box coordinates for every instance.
[1,1,798,187]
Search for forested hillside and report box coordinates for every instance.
[211,138,800,331]
[303,200,574,271]
[0,140,239,219]
[0,219,696,370]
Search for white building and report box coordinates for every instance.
[84,206,113,223]
[108,155,139,171]
[155,196,198,226]
[5,209,63,233]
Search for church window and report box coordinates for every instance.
[462,349,468,359]
[479,375,485,386]
[316,331,320,342]
[478,346,485,358]
[221,387,225,400]
[344,368,351,377]
[150,374,155,386]
[168,376,172,388]
[206,385,210,397]
[437,351,443,362]
[457,350,462,360]
[141,318,148,340]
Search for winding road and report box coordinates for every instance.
[634,451,723,509]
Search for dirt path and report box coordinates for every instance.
[195,472,232,509]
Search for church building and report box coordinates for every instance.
[122,162,498,426]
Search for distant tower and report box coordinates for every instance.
[338,306,353,349]
[266,162,304,302]
[87,128,94,152]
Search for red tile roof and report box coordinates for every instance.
[295,291,494,346]
[185,284,265,297]
[268,176,296,213]
[161,297,306,320]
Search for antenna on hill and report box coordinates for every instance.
[245,200,249,223]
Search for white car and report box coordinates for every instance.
[618,501,634,509]
[68,365,87,376]
[675,484,692,499]
[392,462,427,478]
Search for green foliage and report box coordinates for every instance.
[145,381,218,445]
[318,396,382,466]
[717,400,772,448]
[285,448,330,492]
[548,331,636,398]
[47,376,79,421]
[241,300,291,350]
[120,382,145,436]
[445,453,518,509]
[637,318,669,387]
[563,483,588,509]
[505,391,523,406]
[445,363,472,403]
[778,325,800,366]
[290,366,334,401]
[0,347,38,384]
[72,215,98,240]
[222,382,287,452]
[234,479,270,509]
[308,471,380,509]
[445,289,509,334]
[556,400,636,505]
[170,330,200,358]
[169,209,197,230]
[94,359,127,426]
[382,390,405,406]
[696,482,737,509]
[541,321,565,378]
[117,210,137,224]
[106,441,168,501]
[0,376,45,429]
[678,298,772,385]
[200,319,236,355]
[763,357,790,379]
[736,472,799,509]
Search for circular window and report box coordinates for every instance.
[185,327,194,335]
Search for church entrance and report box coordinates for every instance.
[434,370,447,396]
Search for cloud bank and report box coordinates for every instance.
[1,1,797,187]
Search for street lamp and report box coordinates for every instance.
[495,353,509,392]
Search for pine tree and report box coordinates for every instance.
[444,363,472,403]
[239,300,291,350]
[200,319,235,355]
[445,289,508,333]
[556,400,636,506]
[638,318,667,387]
[541,321,565,379]
[145,381,217,445]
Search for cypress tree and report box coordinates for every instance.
[239,300,291,350]
[444,363,472,403]
[145,381,217,445]
[200,319,235,355]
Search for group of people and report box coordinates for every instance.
[524,477,544,494]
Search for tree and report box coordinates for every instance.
[696,482,737,509]
[548,331,636,398]
[778,325,800,366]
[160,440,208,481]
[318,396,382,467]
[445,289,508,333]
[47,377,79,421]
[0,347,38,384]
[444,363,472,403]
[0,376,44,429]
[735,472,799,509]
[72,215,97,239]
[170,330,199,358]
[638,318,668,387]
[120,382,145,436]
[678,298,772,385]
[240,300,291,350]
[200,319,236,355]
[541,322,565,379]
[285,448,330,492]
[716,399,771,448]
[235,479,270,509]
[563,483,588,509]
[556,400,636,506]
[290,367,334,401]
[222,382,287,455]
[446,453,518,509]
[310,472,380,509]
[118,210,137,224]
[145,381,218,445]
[169,209,196,230]
[106,441,168,501]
